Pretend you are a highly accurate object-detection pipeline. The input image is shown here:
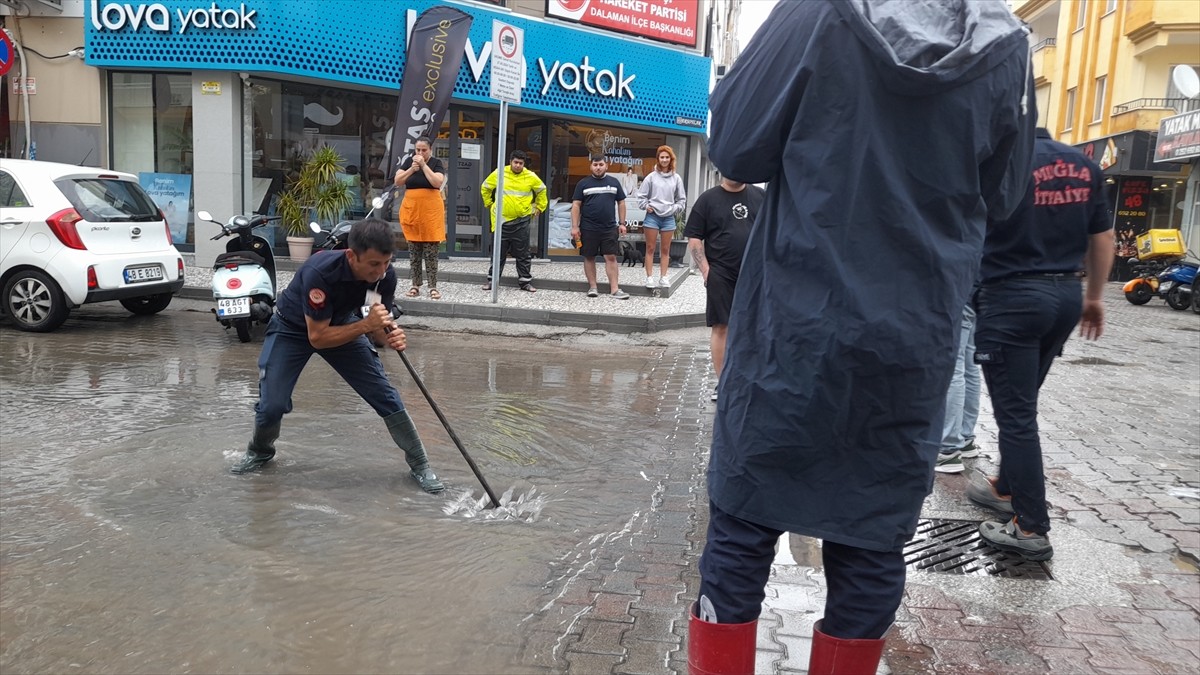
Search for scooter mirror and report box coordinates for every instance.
[372,197,385,209]
[309,222,322,235]
[197,210,213,222]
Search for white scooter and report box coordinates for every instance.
[198,211,316,342]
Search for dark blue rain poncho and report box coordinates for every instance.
[707,0,1035,552]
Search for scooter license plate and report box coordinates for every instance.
[217,297,251,318]
[1160,281,1174,292]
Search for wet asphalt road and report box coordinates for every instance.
[0,302,712,674]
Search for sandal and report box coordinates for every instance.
[405,287,420,297]
[429,289,442,300]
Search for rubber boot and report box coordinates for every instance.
[230,424,280,475]
[384,410,444,493]
[807,619,886,675]
[687,602,756,675]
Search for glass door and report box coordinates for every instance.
[447,108,491,254]
[513,117,549,258]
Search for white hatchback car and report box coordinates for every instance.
[0,160,185,332]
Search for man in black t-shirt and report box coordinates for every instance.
[684,178,765,401]
[571,155,630,299]
[970,128,1113,562]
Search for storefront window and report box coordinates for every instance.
[545,121,687,256]
[1148,178,1188,230]
[110,72,193,246]
[250,79,397,247]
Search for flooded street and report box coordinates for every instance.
[1,305,712,674]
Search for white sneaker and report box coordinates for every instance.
[658,276,670,288]
[645,277,657,288]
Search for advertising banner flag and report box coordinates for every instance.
[385,5,474,175]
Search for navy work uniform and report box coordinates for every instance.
[973,128,1112,556]
[258,250,402,427]
[231,249,443,493]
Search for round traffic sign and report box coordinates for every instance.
[0,30,15,78]
[497,25,518,59]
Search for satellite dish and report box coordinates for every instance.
[1172,64,1200,100]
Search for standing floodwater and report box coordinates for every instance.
[0,305,709,674]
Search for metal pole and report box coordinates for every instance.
[397,350,501,509]
[490,100,508,305]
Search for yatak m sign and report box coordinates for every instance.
[90,0,257,33]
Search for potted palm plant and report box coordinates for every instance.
[275,145,354,261]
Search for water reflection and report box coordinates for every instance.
[1,305,683,674]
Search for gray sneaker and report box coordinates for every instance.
[966,470,1014,514]
[979,518,1053,561]
[587,288,599,297]
[612,290,630,300]
[935,450,964,474]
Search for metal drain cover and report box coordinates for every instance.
[904,519,1053,580]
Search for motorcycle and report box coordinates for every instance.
[198,210,316,342]
[1156,258,1198,311]
[317,191,396,253]
[1123,255,1199,310]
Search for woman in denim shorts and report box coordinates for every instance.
[634,145,687,290]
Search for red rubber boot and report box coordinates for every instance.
[807,620,886,675]
[687,603,757,675]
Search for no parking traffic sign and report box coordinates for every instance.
[0,30,15,77]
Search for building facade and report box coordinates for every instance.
[1016,0,1200,278]
[2,0,715,265]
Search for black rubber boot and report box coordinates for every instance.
[230,424,280,475]
[384,410,445,493]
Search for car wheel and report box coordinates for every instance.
[1124,281,1153,305]
[3,269,70,332]
[120,293,173,315]
[235,318,252,343]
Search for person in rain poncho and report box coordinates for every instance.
[687,2,1036,674]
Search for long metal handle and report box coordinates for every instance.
[396,349,501,509]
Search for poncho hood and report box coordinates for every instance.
[837,0,1029,95]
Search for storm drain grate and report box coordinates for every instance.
[904,519,1053,580]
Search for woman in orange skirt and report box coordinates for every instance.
[394,136,447,299]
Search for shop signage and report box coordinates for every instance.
[88,0,257,34]
[537,56,635,100]
[1116,177,1150,224]
[1154,110,1200,163]
[546,0,698,47]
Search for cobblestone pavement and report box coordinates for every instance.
[522,284,1199,674]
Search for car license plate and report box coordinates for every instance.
[217,297,251,318]
[124,265,164,284]
[1160,281,1173,292]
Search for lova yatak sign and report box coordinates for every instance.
[89,0,257,33]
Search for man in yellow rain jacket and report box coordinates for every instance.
[481,149,548,292]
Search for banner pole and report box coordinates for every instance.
[490,100,508,305]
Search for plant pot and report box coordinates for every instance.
[286,236,315,262]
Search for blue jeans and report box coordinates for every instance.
[254,315,404,429]
[642,212,676,231]
[940,303,980,453]
[698,501,904,639]
[974,278,1081,535]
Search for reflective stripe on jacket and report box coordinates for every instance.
[481,167,548,230]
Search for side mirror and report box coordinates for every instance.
[309,222,321,235]
[371,197,385,209]
[197,210,213,222]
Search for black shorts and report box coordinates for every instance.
[580,228,619,258]
[706,269,737,327]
